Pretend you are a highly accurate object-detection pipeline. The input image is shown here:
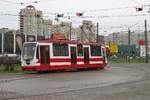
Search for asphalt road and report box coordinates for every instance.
[0,63,150,100]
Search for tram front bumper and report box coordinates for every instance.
[22,66,38,71]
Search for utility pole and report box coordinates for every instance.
[81,26,83,42]
[1,29,4,54]
[128,28,131,46]
[128,28,131,62]
[69,22,72,40]
[96,22,99,42]
[145,19,148,63]
[13,31,16,54]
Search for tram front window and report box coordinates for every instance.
[22,43,37,60]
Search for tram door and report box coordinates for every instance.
[84,47,89,63]
[70,47,77,64]
[40,45,49,64]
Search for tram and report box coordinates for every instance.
[21,40,107,71]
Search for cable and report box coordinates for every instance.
[83,6,135,13]
[0,0,39,5]
[0,0,18,4]
[45,6,136,15]
[0,13,148,19]
[44,4,150,16]
[20,1,40,5]
[62,14,148,19]
[0,13,18,16]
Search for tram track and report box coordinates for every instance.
[0,65,149,100]
[0,67,109,83]
[2,70,149,100]
[0,64,150,100]
[0,65,148,84]
[0,63,144,84]
[0,73,39,83]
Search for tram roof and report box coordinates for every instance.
[37,39,102,46]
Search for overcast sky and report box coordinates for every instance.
[0,0,150,34]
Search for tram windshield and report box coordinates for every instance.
[22,43,37,60]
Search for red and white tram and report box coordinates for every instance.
[21,40,107,71]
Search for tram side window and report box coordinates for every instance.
[91,45,101,56]
[53,43,69,56]
[77,44,83,57]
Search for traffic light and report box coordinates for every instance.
[33,1,39,3]
[20,2,24,5]
[57,14,64,17]
[136,7,143,11]
[76,12,83,16]
[148,8,150,13]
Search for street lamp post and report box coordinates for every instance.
[96,22,99,42]
[128,28,131,62]
[144,19,148,63]
[69,22,72,40]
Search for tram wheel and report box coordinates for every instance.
[98,67,105,70]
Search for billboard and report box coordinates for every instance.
[16,34,25,54]
[140,45,150,57]
[4,33,14,53]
